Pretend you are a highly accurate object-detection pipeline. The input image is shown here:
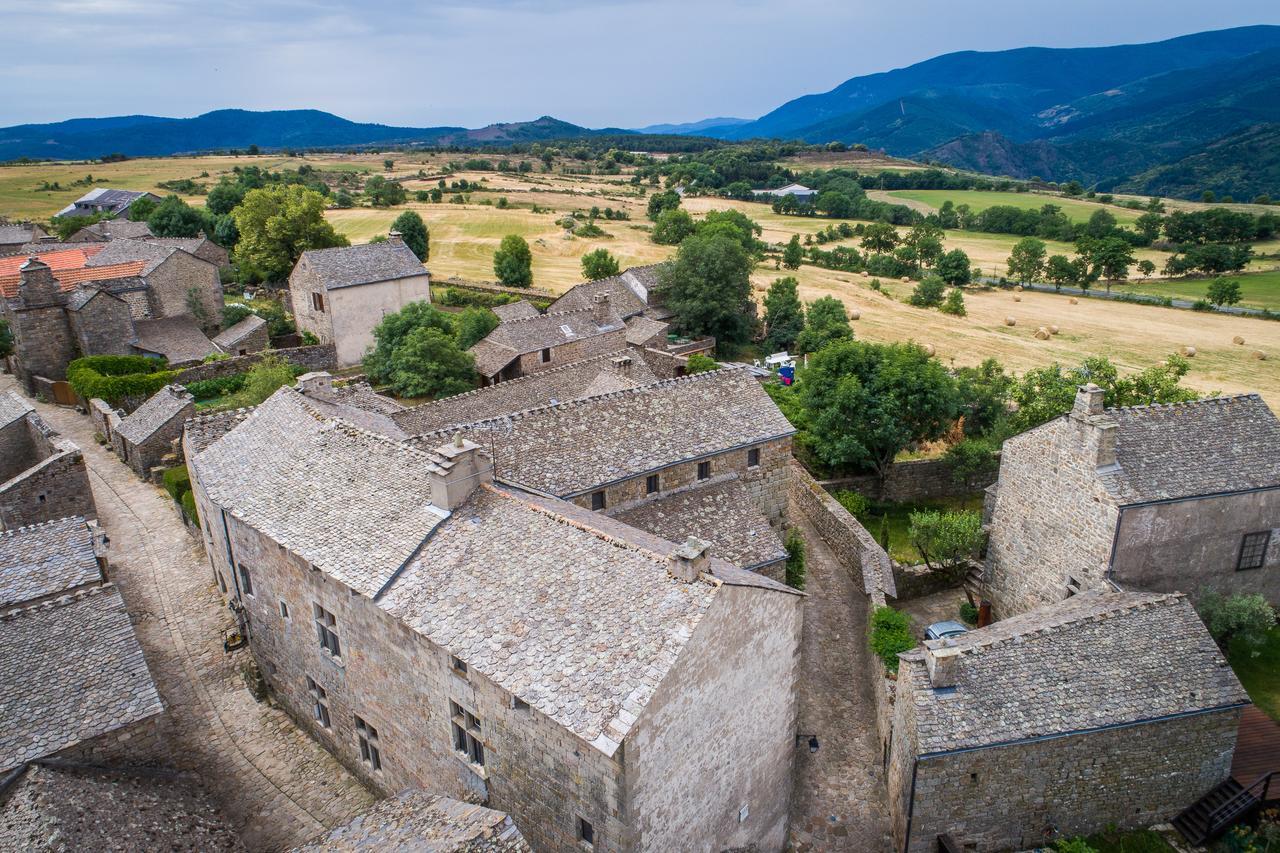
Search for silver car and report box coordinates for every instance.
[925,620,969,641]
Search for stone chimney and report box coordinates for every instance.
[1074,383,1105,416]
[16,257,61,305]
[609,355,632,379]
[1071,383,1118,469]
[668,536,711,583]
[387,230,404,245]
[429,433,494,511]
[592,292,611,326]
[923,639,963,689]
[296,371,334,396]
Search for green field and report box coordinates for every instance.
[887,189,1143,225]
[1119,270,1280,311]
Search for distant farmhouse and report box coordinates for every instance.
[984,385,1280,615]
[756,183,816,202]
[55,188,162,220]
[289,236,431,367]
[66,218,154,242]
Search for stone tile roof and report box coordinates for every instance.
[491,300,541,322]
[624,315,669,347]
[900,590,1249,755]
[0,764,244,852]
[72,219,155,241]
[84,238,179,276]
[325,382,406,415]
[0,390,33,429]
[212,314,267,349]
[189,388,448,597]
[0,225,40,246]
[292,790,527,852]
[115,385,193,444]
[379,484,725,755]
[0,583,163,770]
[297,241,426,290]
[55,188,154,218]
[391,351,658,435]
[131,316,217,365]
[65,285,128,313]
[550,265,666,318]
[296,386,409,441]
[467,308,625,376]
[408,368,796,497]
[611,479,786,571]
[184,407,254,455]
[1099,395,1280,503]
[0,517,102,609]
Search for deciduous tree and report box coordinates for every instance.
[1006,236,1047,282]
[763,277,805,352]
[794,296,852,355]
[656,230,754,346]
[232,185,348,282]
[581,248,620,280]
[390,210,429,261]
[493,234,533,287]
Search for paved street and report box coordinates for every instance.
[788,517,893,852]
[4,376,375,852]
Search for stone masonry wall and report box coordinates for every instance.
[0,416,38,483]
[118,402,195,480]
[983,416,1120,619]
[173,344,337,385]
[67,294,135,358]
[819,455,998,504]
[900,706,1242,852]
[0,415,95,530]
[286,259,336,348]
[5,303,77,389]
[54,713,173,770]
[143,252,222,331]
[628,583,802,852]
[512,327,627,377]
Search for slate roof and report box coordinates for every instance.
[491,300,541,322]
[292,790,527,852]
[408,368,796,497]
[189,389,449,597]
[0,764,245,852]
[84,238,180,276]
[131,316,217,364]
[296,241,426,290]
[624,314,669,347]
[0,225,41,246]
[0,517,102,609]
[611,479,786,571]
[468,308,626,377]
[65,285,127,312]
[391,351,659,435]
[71,219,155,241]
[115,385,193,444]
[549,267,661,319]
[212,314,267,349]
[0,390,33,429]
[297,384,409,440]
[1097,395,1280,504]
[899,590,1249,755]
[0,583,163,770]
[55,188,156,218]
[184,408,254,455]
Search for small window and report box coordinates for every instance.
[238,564,254,596]
[512,697,529,711]
[312,291,325,313]
[449,701,485,767]
[578,817,595,847]
[314,603,341,658]
[37,493,47,504]
[451,655,468,674]
[306,676,331,728]
[747,447,760,468]
[591,490,606,511]
[646,474,659,495]
[279,600,290,619]
[238,348,248,356]
[355,715,382,771]
[697,461,711,481]
[1238,531,1271,571]
[540,347,552,363]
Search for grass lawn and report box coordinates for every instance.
[844,493,985,564]
[1229,625,1280,721]
[1118,270,1280,312]
[886,189,1142,225]
[1081,827,1177,853]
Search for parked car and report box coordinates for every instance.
[925,620,969,641]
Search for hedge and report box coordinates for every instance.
[185,374,247,401]
[869,606,914,672]
[161,466,191,501]
[180,490,199,526]
[67,355,179,405]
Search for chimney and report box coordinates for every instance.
[667,536,711,583]
[609,355,632,379]
[429,433,494,511]
[388,230,404,245]
[593,292,611,326]
[1071,383,1118,469]
[295,371,334,396]
[17,257,61,305]
[1073,383,1105,416]
[923,639,963,688]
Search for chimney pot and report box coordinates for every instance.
[924,640,963,688]
[668,536,711,583]
[388,230,404,244]
[610,355,632,377]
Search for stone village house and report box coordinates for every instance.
[469,295,626,385]
[185,385,804,852]
[0,391,95,530]
[983,385,1280,616]
[289,237,431,368]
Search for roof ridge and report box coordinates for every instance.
[1110,393,1262,414]
[495,305,595,325]
[400,350,636,412]
[280,387,446,467]
[955,591,1185,656]
[0,580,113,622]
[0,515,87,540]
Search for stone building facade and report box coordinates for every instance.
[185,387,804,852]
[469,297,627,384]
[888,591,1247,853]
[0,392,95,530]
[984,385,1280,615]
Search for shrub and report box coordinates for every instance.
[959,601,979,625]
[834,490,870,518]
[1052,840,1098,853]
[227,354,299,407]
[869,606,914,672]
[944,437,998,487]
[66,355,179,404]
[438,287,518,309]
[908,276,946,308]
[180,489,199,525]
[684,353,720,374]
[939,288,967,316]
[161,466,191,501]
[1198,591,1276,654]
[185,374,247,401]
[908,510,986,580]
[785,529,806,590]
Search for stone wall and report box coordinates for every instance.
[143,252,222,331]
[819,455,998,504]
[115,400,195,480]
[511,328,627,377]
[0,412,96,530]
[632,345,692,380]
[439,277,558,302]
[67,293,135,358]
[173,344,337,385]
[891,564,961,601]
[5,302,77,390]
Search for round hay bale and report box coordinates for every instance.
[1233,335,1245,345]
[848,309,861,321]
[1253,350,1267,361]
[1069,297,1079,304]
[1035,327,1051,340]
[860,271,869,278]
[1181,346,1197,357]
[1004,316,1017,327]
[923,343,936,356]
[1014,285,1023,292]
[901,276,912,283]
[1049,325,1059,335]
[1013,295,1021,302]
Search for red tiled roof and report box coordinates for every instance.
[0,247,144,298]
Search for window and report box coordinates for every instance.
[747,447,760,468]
[279,600,290,619]
[451,655,468,675]
[1238,531,1271,571]
[314,603,341,658]
[449,701,485,767]
[512,697,529,711]
[591,490,606,511]
[355,715,382,771]
[306,677,331,728]
[697,461,711,481]
[37,493,47,504]
[238,564,254,596]
[216,572,227,594]
[237,348,248,356]
[578,816,595,847]
[1065,576,1081,599]
[646,474,659,495]
[540,347,552,363]
[312,291,325,313]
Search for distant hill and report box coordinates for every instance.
[633,117,750,135]
[0,110,630,161]
[1113,123,1280,201]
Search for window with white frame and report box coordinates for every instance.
[449,701,485,767]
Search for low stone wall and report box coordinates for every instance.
[438,276,557,302]
[820,455,998,504]
[173,344,336,385]
[891,564,960,601]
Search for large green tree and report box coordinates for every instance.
[799,340,959,481]
[794,296,853,355]
[763,277,805,353]
[936,249,972,286]
[364,175,406,207]
[646,189,681,221]
[1076,235,1135,291]
[860,222,899,254]
[1006,236,1047,282]
[232,185,348,282]
[493,234,533,287]
[656,230,754,346]
[1008,354,1199,433]
[651,208,696,245]
[363,301,476,398]
[581,248,620,280]
[147,195,210,238]
[782,234,803,270]
[390,210,430,261]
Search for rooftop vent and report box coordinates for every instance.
[668,536,711,583]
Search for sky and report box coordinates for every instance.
[4,0,1278,129]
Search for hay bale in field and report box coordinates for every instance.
[901,276,912,283]
[1004,316,1017,326]
[1014,285,1023,292]
[849,309,861,321]
[1181,346,1197,357]
[1233,335,1245,345]
[1013,295,1021,302]
[1069,297,1079,304]
[860,271,869,278]
[1049,325,1059,334]
[923,343,936,356]
[1253,351,1267,360]
[1035,326,1051,340]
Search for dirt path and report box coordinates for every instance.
[788,518,892,851]
[867,189,935,215]
[4,376,375,852]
